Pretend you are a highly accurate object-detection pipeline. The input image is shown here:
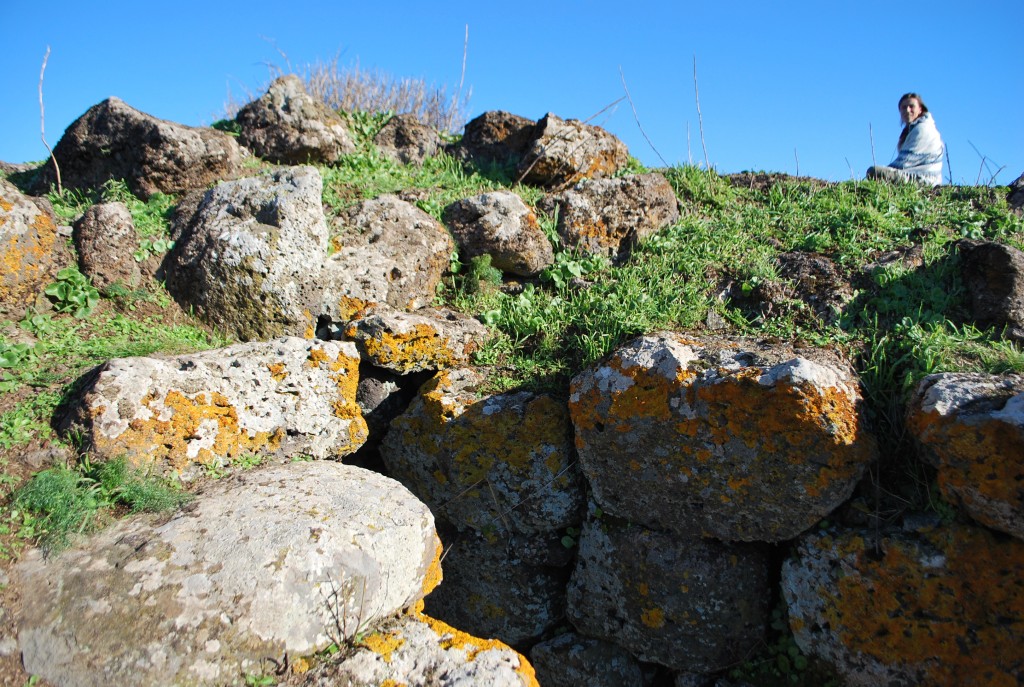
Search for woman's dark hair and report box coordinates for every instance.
[897,93,929,147]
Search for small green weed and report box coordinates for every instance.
[728,605,839,687]
[45,267,100,318]
[133,236,175,262]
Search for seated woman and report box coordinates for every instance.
[867,93,945,186]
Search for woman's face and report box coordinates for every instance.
[899,97,923,124]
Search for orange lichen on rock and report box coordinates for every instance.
[360,631,406,663]
[334,295,374,321]
[421,536,444,597]
[348,322,456,373]
[417,612,540,686]
[266,362,289,382]
[0,198,58,310]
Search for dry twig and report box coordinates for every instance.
[39,46,61,195]
[619,66,668,167]
[692,56,711,171]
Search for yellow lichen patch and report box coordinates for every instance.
[356,323,457,373]
[334,295,374,321]
[360,630,406,663]
[0,205,57,307]
[291,657,310,674]
[823,526,1024,685]
[417,612,539,686]
[266,362,288,382]
[422,536,444,597]
[379,680,405,687]
[302,309,315,339]
[640,607,666,629]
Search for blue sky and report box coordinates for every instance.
[2,1,1021,185]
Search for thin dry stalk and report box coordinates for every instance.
[686,121,693,166]
[692,56,711,172]
[39,46,61,195]
[794,148,800,177]
[869,122,876,167]
[845,157,856,180]
[619,66,668,167]
[446,24,469,134]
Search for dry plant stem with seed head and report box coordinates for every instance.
[619,66,668,167]
[39,45,62,195]
[693,55,711,172]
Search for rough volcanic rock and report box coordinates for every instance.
[0,179,64,319]
[14,461,442,687]
[449,111,536,169]
[569,333,877,542]
[165,166,327,341]
[63,337,366,479]
[321,195,454,316]
[566,518,771,673]
[907,372,1024,539]
[72,201,142,290]
[958,239,1024,342]
[381,368,585,535]
[529,632,647,687]
[548,173,679,259]
[1009,171,1024,215]
[237,75,355,164]
[33,97,244,199]
[443,190,554,276]
[782,523,1024,687]
[374,113,442,165]
[423,529,570,647]
[516,113,629,190]
[342,304,490,374]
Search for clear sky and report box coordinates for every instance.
[2,1,1021,185]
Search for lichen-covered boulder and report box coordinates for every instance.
[443,190,554,276]
[343,304,490,374]
[33,97,244,199]
[321,195,454,316]
[549,173,679,259]
[566,518,771,673]
[64,337,367,479]
[529,632,647,687]
[958,239,1024,342]
[166,166,327,341]
[782,523,1024,687]
[374,113,442,166]
[72,201,142,290]
[569,333,877,542]
[14,461,443,687]
[516,113,629,190]
[907,372,1024,540]
[0,179,63,319]
[321,612,538,687]
[381,368,585,535]
[237,75,355,164]
[423,530,569,646]
[450,110,536,169]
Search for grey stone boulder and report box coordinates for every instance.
[33,97,244,199]
[449,110,536,169]
[529,632,647,687]
[374,113,442,165]
[320,195,454,317]
[72,202,142,290]
[782,523,1024,687]
[566,518,771,673]
[958,239,1024,342]
[907,372,1024,540]
[314,612,538,687]
[0,179,66,319]
[63,337,367,479]
[569,333,877,542]
[547,172,679,259]
[341,303,491,374]
[381,368,585,536]
[443,190,554,277]
[423,529,569,647]
[1008,171,1024,215]
[14,461,443,687]
[516,113,630,190]
[166,166,328,341]
[237,75,355,164]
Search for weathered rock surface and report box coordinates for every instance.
[516,113,629,189]
[34,97,244,199]
[567,518,771,673]
[237,75,355,164]
[382,368,585,535]
[529,632,647,687]
[450,111,536,169]
[569,333,877,542]
[423,530,569,647]
[72,201,142,290]
[166,166,327,341]
[314,612,538,687]
[1009,171,1024,215]
[14,461,442,687]
[443,190,554,276]
[549,173,679,259]
[343,304,490,374]
[0,179,63,319]
[374,113,442,165]
[321,195,454,316]
[907,372,1024,539]
[64,337,366,479]
[958,239,1024,342]
[782,523,1024,687]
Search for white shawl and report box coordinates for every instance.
[889,112,944,186]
